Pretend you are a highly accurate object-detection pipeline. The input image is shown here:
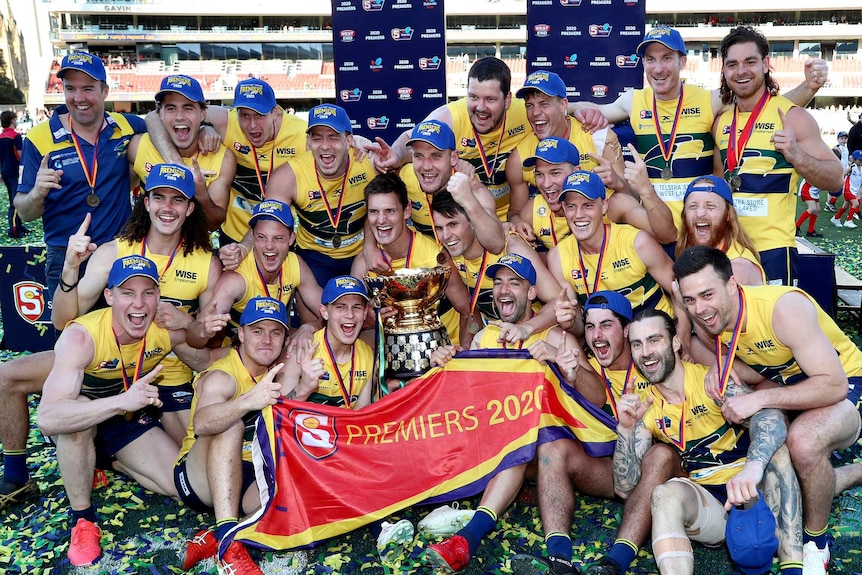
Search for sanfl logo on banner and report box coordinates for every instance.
[293,410,338,460]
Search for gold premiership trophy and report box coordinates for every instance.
[364,266,452,378]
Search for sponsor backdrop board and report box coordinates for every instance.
[331,0,447,143]
[526,0,646,103]
[0,246,57,352]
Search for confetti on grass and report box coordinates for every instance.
[0,195,861,573]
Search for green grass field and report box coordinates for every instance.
[1,188,862,574]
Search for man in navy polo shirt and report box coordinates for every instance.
[15,51,146,301]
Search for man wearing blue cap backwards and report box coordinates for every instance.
[266,103,381,288]
[130,74,237,232]
[610,308,801,575]
[173,296,288,574]
[425,255,596,574]
[568,27,827,233]
[513,291,682,575]
[16,51,147,300]
[38,255,216,567]
[675,175,765,286]
[0,163,221,508]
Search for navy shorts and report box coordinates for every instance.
[758,246,799,287]
[159,382,194,413]
[94,408,162,470]
[293,247,354,289]
[174,453,256,512]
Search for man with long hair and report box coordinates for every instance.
[675,175,764,285]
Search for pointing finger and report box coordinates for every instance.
[626,143,644,164]
[588,152,607,166]
[76,212,91,235]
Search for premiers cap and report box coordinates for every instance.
[560,170,606,201]
[239,296,289,328]
[107,256,160,289]
[233,79,277,115]
[485,254,537,286]
[725,493,779,575]
[516,70,567,99]
[146,163,196,199]
[307,104,353,134]
[57,51,107,82]
[156,74,206,105]
[407,119,456,151]
[584,290,633,322]
[249,199,295,229]
[683,175,733,204]
[636,27,686,58]
[523,137,581,168]
[852,150,862,161]
[322,275,369,305]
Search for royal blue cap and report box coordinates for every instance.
[523,137,581,168]
[249,199,295,229]
[407,119,456,151]
[838,131,848,138]
[636,27,686,58]
[516,71,567,99]
[146,163,196,199]
[852,150,862,161]
[107,256,160,289]
[307,104,353,134]
[683,175,734,205]
[239,296,288,328]
[725,493,779,575]
[485,254,538,286]
[560,170,606,201]
[322,275,370,305]
[584,290,633,322]
[57,51,107,83]
[233,79,277,115]
[156,74,206,105]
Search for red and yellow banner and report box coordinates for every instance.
[231,351,617,551]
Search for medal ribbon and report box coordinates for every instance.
[575,224,610,297]
[715,289,746,397]
[323,328,355,408]
[470,110,507,181]
[469,250,490,314]
[600,359,635,421]
[249,119,277,198]
[69,117,101,198]
[255,261,284,301]
[651,82,685,170]
[111,327,147,392]
[237,348,264,384]
[659,394,686,450]
[140,237,181,281]
[726,91,771,174]
[315,158,351,235]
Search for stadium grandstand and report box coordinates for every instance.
[15,0,862,130]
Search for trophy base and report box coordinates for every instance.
[384,326,451,379]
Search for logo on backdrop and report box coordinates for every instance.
[340,88,362,102]
[13,281,49,324]
[362,0,385,11]
[367,116,391,130]
[418,56,442,70]
[589,23,613,37]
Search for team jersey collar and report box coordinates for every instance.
[49,105,117,143]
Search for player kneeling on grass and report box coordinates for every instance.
[38,255,215,567]
[176,296,288,575]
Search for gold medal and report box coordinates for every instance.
[661,167,672,180]
[86,191,100,207]
[468,320,481,335]
[729,175,742,192]
[331,235,342,249]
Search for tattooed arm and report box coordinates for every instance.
[613,420,654,497]
[723,379,789,507]
[763,445,803,566]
